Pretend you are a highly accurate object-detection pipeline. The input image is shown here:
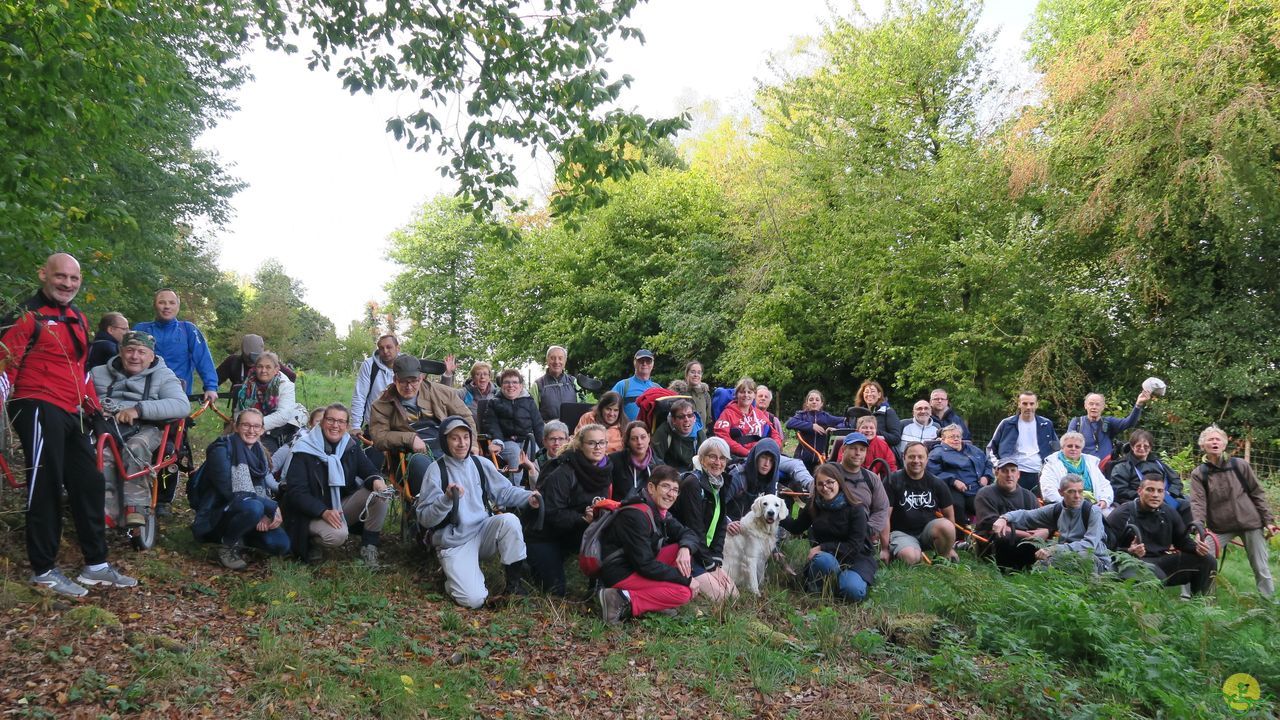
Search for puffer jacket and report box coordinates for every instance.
[1109,452,1182,505]
[927,441,994,496]
[91,356,189,422]
[483,392,544,443]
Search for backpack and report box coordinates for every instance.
[578,502,655,578]
[710,387,735,424]
[1049,500,1094,539]
[428,455,493,533]
[1196,457,1258,495]
[636,387,678,430]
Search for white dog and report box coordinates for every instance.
[723,494,786,595]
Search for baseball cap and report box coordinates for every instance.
[995,457,1019,469]
[441,416,470,438]
[121,331,155,350]
[634,349,655,360]
[393,354,423,379]
[843,432,869,446]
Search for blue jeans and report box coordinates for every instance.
[217,496,290,556]
[807,552,868,602]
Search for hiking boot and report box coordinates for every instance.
[218,545,247,571]
[503,561,530,597]
[77,565,138,588]
[307,545,324,564]
[124,509,145,527]
[598,588,630,626]
[31,568,88,598]
[154,502,172,518]
[654,608,679,617]
[359,545,380,569]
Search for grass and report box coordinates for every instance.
[4,373,1280,718]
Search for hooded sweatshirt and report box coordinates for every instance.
[726,438,782,520]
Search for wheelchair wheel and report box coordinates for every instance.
[130,509,158,550]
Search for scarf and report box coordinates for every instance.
[629,447,653,469]
[817,492,849,511]
[236,372,283,414]
[228,434,268,492]
[293,425,352,514]
[564,449,613,496]
[702,470,724,546]
[1059,452,1091,491]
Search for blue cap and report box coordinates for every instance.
[843,432,869,446]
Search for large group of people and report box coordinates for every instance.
[2,253,1276,620]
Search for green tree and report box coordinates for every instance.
[0,1,251,310]
[235,260,336,369]
[252,0,687,216]
[1019,0,1280,437]
[384,197,506,361]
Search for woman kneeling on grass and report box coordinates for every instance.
[597,465,702,625]
[781,462,876,602]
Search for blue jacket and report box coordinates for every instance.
[931,407,971,441]
[133,318,218,394]
[1066,406,1142,460]
[927,442,993,496]
[611,375,659,421]
[987,414,1058,463]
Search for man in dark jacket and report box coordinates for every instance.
[1066,391,1150,461]
[86,312,129,370]
[598,466,700,624]
[986,391,1059,495]
[652,399,706,473]
[1107,475,1214,595]
[974,458,1046,570]
[283,403,389,566]
[929,388,970,441]
[725,437,782,521]
[532,345,579,421]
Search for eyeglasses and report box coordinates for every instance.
[673,413,695,420]
[702,454,727,463]
[238,423,264,431]
[321,417,347,426]
[585,439,608,448]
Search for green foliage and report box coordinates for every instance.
[251,0,688,216]
[0,1,251,317]
[230,260,337,370]
[1018,0,1280,436]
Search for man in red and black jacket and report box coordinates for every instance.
[1,253,137,597]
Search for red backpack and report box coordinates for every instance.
[635,387,678,430]
[578,501,655,577]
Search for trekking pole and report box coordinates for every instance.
[795,434,827,464]
[937,511,988,543]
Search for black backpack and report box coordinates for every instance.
[428,455,494,533]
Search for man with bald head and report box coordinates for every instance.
[1,254,137,597]
[134,287,219,515]
[133,289,219,405]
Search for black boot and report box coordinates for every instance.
[504,561,530,597]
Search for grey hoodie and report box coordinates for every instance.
[91,356,189,422]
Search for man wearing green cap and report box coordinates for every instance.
[91,331,190,528]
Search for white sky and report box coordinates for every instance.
[199,0,1034,333]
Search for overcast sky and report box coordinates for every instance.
[198,0,1035,332]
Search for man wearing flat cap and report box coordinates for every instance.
[367,354,475,494]
[91,331,190,529]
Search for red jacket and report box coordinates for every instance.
[1,291,99,414]
[836,436,899,475]
[714,402,772,457]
